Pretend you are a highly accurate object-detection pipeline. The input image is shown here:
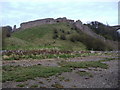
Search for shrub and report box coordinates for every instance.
[69,34,80,42]
[60,35,66,40]
[61,30,65,33]
[69,32,113,51]
[70,37,76,42]
[16,84,26,87]
[53,29,58,34]
[53,34,58,39]
[67,31,70,34]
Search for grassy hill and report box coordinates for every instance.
[3,22,114,51]
[4,23,86,51]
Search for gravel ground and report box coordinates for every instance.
[2,55,119,88]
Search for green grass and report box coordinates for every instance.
[76,71,93,77]
[58,61,108,69]
[16,84,26,87]
[58,76,65,81]
[4,37,32,50]
[64,79,70,82]
[3,23,86,51]
[12,24,53,41]
[30,84,38,88]
[99,57,116,62]
[51,83,64,88]
[2,65,71,82]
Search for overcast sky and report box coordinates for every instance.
[0,0,118,28]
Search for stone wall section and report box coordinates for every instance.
[19,17,74,30]
[20,18,55,30]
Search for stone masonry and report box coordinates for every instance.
[19,17,74,30]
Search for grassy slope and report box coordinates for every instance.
[4,23,86,51]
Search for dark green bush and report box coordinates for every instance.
[53,29,58,34]
[86,21,118,41]
[53,34,58,39]
[60,35,66,40]
[69,32,113,51]
[67,31,70,34]
[61,30,65,33]
[70,37,76,42]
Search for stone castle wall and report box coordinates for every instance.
[19,17,74,30]
[20,18,55,30]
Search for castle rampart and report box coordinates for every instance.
[20,18,56,29]
[19,17,74,30]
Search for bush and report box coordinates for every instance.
[53,34,58,39]
[53,29,58,34]
[86,21,118,41]
[70,37,76,42]
[67,31,70,34]
[69,32,113,51]
[60,35,66,40]
[61,30,65,33]
[69,34,81,42]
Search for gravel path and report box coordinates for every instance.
[2,55,119,88]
